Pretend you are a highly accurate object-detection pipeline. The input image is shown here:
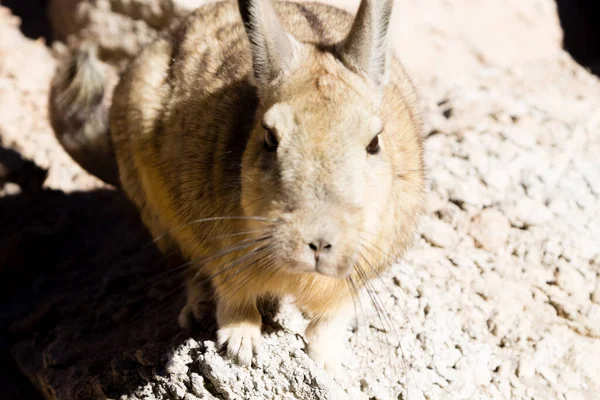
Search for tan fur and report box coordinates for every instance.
[49,43,121,186]
[52,0,425,372]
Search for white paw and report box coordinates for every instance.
[217,323,262,366]
[307,342,343,377]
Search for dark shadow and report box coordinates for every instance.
[2,0,53,43]
[0,146,48,192]
[0,147,213,399]
[0,147,48,399]
[555,0,600,76]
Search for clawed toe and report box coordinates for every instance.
[217,323,262,366]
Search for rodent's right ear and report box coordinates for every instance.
[339,0,394,90]
[238,0,301,87]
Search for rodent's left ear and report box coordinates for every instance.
[238,0,302,87]
[338,0,393,89]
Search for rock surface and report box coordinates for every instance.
[468,209,511,252]
[46,0,563,82]
[1,1,599,400]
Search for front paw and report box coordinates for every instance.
[217,323,262,366]
[307,341,343,377]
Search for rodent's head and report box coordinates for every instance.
[239,0,424,278]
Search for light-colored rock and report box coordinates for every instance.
[468,208,511,252]
[592,281,600,305]
[505,198,553,227]
[555,267,588,297]
[421,217,459,249]
[502,126,537,149]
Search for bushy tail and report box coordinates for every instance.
[49,43,120,187]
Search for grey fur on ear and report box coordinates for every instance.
[339,0,393,88]
[238,0,300,86]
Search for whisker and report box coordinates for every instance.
[353,262,400,398]
[188,216,278,223]
[90,214,277,289]
[218,254,278,300]
[346,276,370,373]
[357,240,398,301]
[200,242,273,284]
[210,228,274,240]
[122,238,274,325]
[108,260,187,303]
[146,216,278,251]
[216,240,280,300]
[357,230,396,263]
[359,237,421,340]
[355,250,421,399]
[353,264,393,356]
[109,233,272,301]
[184,234,272,272]
[119,279,187,325]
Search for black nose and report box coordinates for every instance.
[308,239,332,259]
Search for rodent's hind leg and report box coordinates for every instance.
[215,294,262,366]
[178,271,214,329]
[304,302,354,377]
[257,295,281,329]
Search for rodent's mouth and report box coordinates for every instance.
[283,260,316,275]
[315,265,353,279]
[282,259,353,279]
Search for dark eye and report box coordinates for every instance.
[367,135,380,155]
[264,128,278,152]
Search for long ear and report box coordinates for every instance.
[238,0,300,86]
[339,0,393,88]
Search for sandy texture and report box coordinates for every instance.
[1,1,599,399]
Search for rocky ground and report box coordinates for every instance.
[1,0,599,399]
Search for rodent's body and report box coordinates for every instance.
[50,0,425,372]
[111,0,421,315]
